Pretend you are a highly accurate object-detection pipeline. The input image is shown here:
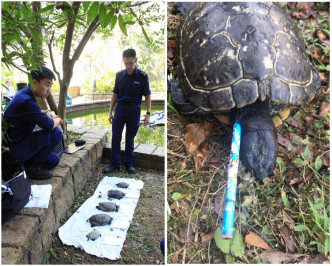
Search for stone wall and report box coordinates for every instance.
[1,129,108,264]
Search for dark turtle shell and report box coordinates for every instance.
[116,182,129,189]
[108,190,126,200]
[177,2,320,110]
[87,214,113,227]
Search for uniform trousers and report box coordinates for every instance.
[111,103,141,167]
[10,127,62,169]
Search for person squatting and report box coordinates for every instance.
[3,66,63,180]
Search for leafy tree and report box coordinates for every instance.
[1,1,164,137]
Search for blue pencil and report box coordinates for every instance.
[221,123,241,239]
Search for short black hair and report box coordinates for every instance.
[122,48,136,58]
[30,66,56,82]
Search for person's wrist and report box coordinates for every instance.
[146,112,151,116]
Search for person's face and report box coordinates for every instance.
[32,78,53,99]
[6,80,11,86]
[123,56,137,75]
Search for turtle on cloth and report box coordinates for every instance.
[170,2,321,180]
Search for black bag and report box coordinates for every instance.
[1,164,31,224]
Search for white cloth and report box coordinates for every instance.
[24,184,52,208]
[58,176,144,260]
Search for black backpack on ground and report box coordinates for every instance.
[1,163,31,224]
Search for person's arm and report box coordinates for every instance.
[143,94,151,126]
[52,116,63,129]
[108,93,118,124]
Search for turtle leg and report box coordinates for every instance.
[233,100,278,181]
[272,107,290,127]
[170,80,211,115]
[214,114,231,125]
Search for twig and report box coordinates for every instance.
[182,187,201,264]
[167,149,186,158]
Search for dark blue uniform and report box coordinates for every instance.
[111,67,151,167]
[4,87,62,169]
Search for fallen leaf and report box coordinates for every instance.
[285,172,302,186]
[318,101,330,118]
[282,209,295,229]
[260,251,305,264]
[201,226,216,247]
[193,142,210,172]
[170,201,180,214]
[279,225,296,254]
[245,232,271,250]
[213,195,225,218]
[177,199,191,213]
[292,2,317,19]
[172,251,179,264]
[179,223,194,243]
[299,254,326,264]
[278,135,298,153]
[184,121,213,155]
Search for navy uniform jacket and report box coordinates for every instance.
[4,86,54,143]
[113,67,151,104]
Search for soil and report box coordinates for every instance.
[46,160,165,264]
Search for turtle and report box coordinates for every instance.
[170,2,321,180]
[87,214,113,227]
[108,190,126,200]
[96,201,120,212]
[86,229,102,241]
[116,182,129,189]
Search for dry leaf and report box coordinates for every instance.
[292,2,317,19]
[179,223,194,243]
[201,227,216,247]
[260,251,305,264]
[170,201,180,214]
[213,195,225,218]
[245,232,271,250]
[282,209,295,229]
[184,121,213,155]
[279,225,296,254]
[318,101,330,118]
[278,135,298,153]
[173,251,179,264]
[193,142,211,172]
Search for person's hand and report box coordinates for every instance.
[108,113,114,124]
[143,114,150,126]
[47,111,56,118]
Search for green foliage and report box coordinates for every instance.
[82,70,116,93]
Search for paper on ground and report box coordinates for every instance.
[24,184,52,208]
[58,176,144,260]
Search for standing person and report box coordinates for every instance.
[2,79,16,102]
[104,48,151,174]
[3,66,63,179]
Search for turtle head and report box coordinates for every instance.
[233,100,278,181]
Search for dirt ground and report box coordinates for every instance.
[46,161,165,264]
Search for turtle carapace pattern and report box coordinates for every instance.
[96,202,120,212]
[108,190,126,200]
[116,182,129,189]
[171,2,321,180]
[87,214,113,227]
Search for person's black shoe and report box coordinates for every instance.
[104,165,120,174]
[126,165,136,174]
[25,165,53,180]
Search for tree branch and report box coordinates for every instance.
[45,29,61,83]
[62,1,81,64]
[71,16,100,64]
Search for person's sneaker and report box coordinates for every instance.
[126,165,136,174]
[25,165,53,180]
[104,165,120,174]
